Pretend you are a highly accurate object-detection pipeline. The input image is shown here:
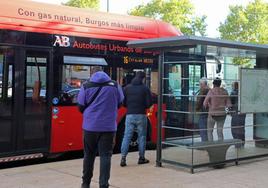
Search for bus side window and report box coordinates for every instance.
[60,65,90,105]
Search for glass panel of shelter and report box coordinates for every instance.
[163,62,203,138]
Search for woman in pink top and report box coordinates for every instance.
[203,78,232,141]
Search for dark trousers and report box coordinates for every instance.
[82,131,115,188]
[231,114,246,141]
[198,114,208,141]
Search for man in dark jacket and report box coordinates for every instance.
[77,66,124,188]
[196,77,210,141]
[230,81,246,147]
[120,71,152,167]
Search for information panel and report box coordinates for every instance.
[240,68,268,113]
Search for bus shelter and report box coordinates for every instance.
[128,36,268,173]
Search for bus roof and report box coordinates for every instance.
[0,0,182,41]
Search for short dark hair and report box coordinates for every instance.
[135,71,145,79]
[213,77,221,87]
[233,81,239,90]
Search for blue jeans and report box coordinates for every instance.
[198,114,208,141]
[121,114,147,158]
[82,131,115,188]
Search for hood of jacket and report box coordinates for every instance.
[131,77,143,85]
[90,71,111,83]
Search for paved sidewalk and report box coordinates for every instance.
[0,151,268,188]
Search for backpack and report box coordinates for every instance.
[78,80,118,113]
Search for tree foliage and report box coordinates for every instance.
[64,0,100,9]
[219,0,268,44]
[219,0,268,66]
[129,0,207,36]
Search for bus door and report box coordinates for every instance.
[19,49,52,151]
[0,47,14,153]
[0,47,52,155]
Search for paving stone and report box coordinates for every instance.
[0,151,268,188]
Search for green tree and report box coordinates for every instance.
[219,0,268,66]
[64,0,100,9]
[219,0,268,44]
[129,0,207,36]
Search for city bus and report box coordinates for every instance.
[0,0,181,161]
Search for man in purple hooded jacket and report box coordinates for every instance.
[78,66,124,188]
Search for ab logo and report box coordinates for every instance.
[53,35,70,47]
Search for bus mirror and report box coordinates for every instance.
[216,63,222,74]
[213,56,222,74]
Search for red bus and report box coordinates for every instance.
[0,0,181,161]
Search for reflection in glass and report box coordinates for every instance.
[61,65,90,104]
[26,66,47,98]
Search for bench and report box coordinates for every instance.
[191,139,242,165]
[168,138,242,167]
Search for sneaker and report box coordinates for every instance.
[138,157,150,165]
[120,157,127,167]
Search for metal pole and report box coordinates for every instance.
[156,51,164,167]
[191,64,196,174]
[107,0,109,12]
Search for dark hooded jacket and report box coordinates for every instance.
[123,77,153,114]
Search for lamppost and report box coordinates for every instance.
[107,0,109,12]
